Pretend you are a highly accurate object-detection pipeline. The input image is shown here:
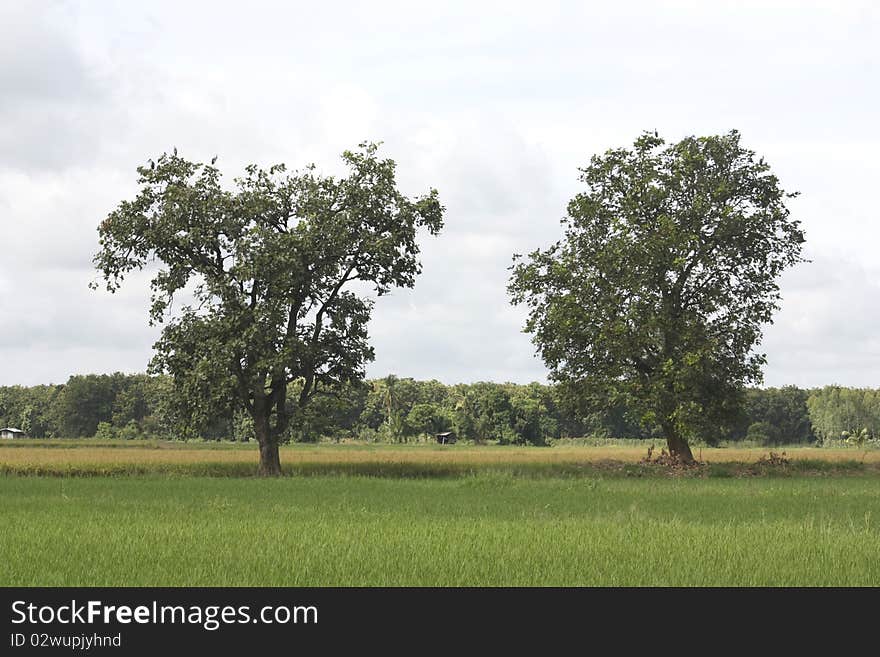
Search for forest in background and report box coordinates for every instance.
[1,373,878,446]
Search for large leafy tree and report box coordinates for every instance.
[508,131,805,462]
[94,143,443,474]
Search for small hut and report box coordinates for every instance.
[435,431,456,445]
[0,427,25,439]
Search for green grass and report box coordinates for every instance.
[2,474,879,586]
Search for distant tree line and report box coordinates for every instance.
[1,374,877,446]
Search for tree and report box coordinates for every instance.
[450,386,479,442]
[406,403,451,440]
[111,374,151,429]
[807,386,880,444]
[53,374,120,438]
[291,380,368,443]
[508,131,805,462]
[736,386,815,445]
[468,383,514,443]
[93,143,443,474]
[380,375,407,443]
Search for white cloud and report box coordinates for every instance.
[761,254,880,387]
[0,0,878,387]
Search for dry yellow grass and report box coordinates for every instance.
[1,443,878,469]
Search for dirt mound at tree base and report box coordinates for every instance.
[640,444,705,471]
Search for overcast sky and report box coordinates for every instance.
[1,1,878,388]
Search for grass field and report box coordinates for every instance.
[2,441,879,477]
[1,442,879,586]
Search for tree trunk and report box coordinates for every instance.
[253,400,282,476]
[258,440,282,476]
[663,423,695,464]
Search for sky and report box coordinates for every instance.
[0,0,878,388]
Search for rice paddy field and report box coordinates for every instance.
[2,441,879,586]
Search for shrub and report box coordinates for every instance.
[746,421,777,446]
[94,422,116,440]
[118,420,141,440]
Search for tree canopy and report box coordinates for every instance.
[93,143,443,474]
[508,130,806,461]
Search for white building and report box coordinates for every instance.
[0,427,25,439]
